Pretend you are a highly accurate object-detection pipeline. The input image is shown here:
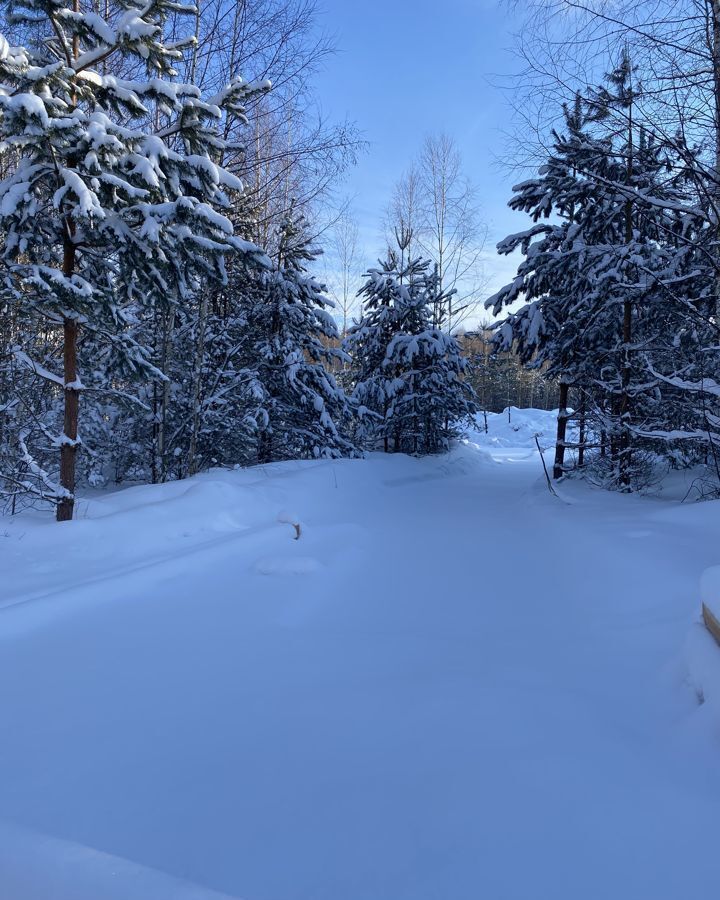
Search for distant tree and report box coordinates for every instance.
[346,257,476,454]
[384,166,424,268]
[385,134,487,331]
[328,203,360,337]
[239,214,356,463]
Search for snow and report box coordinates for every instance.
[700,566,720,622]
[0,34,28,67]
[466,406,571,450]
[0,821,238,900]
[0,179,31,216]
[686,620,720,711]
[12,349,64,387]
[1,413,720,899]
[689,567,720,709]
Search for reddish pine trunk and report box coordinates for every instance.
[57,318,79,521]
[57,25,80,522]
[618,296,632,488]
[57,228,79,522]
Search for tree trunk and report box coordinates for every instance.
[619,89,635,490]
[57,2,81,522]
[151,379,159,484]
[553,381,570,480]
[618,295,632,488]
[578,396,586,469]
[187,292,209,477]
[714,0,720,319]
[258,430,272,465]
[156,308,174,482]
[57,221,79,521]
[57,317,79,521]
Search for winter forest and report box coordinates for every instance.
[2,2,720,899]
[0,0,481,521]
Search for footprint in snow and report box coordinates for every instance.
[254,557,322,576]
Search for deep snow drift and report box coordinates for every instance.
[468,405,571,449]
[1,408,719,900]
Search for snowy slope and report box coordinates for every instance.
[1,415,720,899]
[0,822,239,900]
[467,406,570,449]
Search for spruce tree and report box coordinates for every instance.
[238,214,355,463]
[488,53,691,488]
[346,256,476,454]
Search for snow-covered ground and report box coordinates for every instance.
[1,408,720,899]
[468,405,571,450]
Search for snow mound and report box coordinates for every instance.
[685,568,720,709]
[466,407,566,449]
[277,509,300,527]
[685,621,720,710]
[0,821,240,900]
[440,442,496,474]
[700,566,720,629]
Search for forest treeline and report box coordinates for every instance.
[3,0,720,521]
[0,1,483,519]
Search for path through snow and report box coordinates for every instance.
[1,413,719,899]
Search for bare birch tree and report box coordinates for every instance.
[384,165,424,266]
[385,135,487,332]
[416,134,487,332]
[328,204,360,337]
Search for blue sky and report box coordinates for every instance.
[314,0,530,315]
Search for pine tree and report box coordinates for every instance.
[0,1,268,519]
[346,256,476,454]
[488,53,692,488]
[237,214,356,463]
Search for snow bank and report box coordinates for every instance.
[0,822,240,900]
[466,407,566,450]
[700,566,720,635]
[686,568,720,709]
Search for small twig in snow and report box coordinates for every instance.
[278,511,302,540]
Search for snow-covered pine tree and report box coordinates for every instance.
[237,213,355,463]
[487,92,591,478]
[488,52,690,489]
[343,256,406,451]
[346,256,476,454]
[0,1,268,519]
[630,189,720,488]
[130,235,272,484]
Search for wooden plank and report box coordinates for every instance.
[702,601,720,648]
